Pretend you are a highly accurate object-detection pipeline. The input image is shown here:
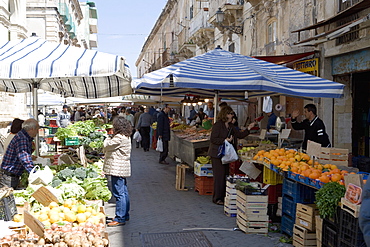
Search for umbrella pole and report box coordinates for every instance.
[214,91,219,124]
[32,82,40,156]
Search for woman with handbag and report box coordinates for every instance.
[207,106,255,205]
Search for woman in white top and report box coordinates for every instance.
[3,118,24,152]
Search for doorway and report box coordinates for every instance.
[352,71,370,157]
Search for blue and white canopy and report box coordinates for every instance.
[132,47,344,99]
[0,37,132,98]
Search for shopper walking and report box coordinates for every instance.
[291,103,331,150]
[0,119,39,189]
[133,107,144,148]
[103,116,132,227]
[136,108,153,152]
[208,106,255,205]
[156,105,171,164]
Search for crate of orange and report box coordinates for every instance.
[319,147,349,166]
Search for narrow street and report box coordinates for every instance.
[104,146,293,247]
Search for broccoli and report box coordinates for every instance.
[87,170,99,178]
[57,168,74,181]
[52,177,62,188]
[74,167,87,180]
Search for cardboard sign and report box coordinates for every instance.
[344,173,364,189]
[259,129,267,140]
[31,186,59,207]
[24,210,44,237]
[306,140,321,157]
[239,161,261,180]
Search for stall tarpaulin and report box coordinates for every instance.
[132,47,344,99]
[0,37,132,154]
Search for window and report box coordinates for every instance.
[336,13,359,45]
[229,43,235,53]
[339,0,361,12]
[190,5,193,20]
[267,21,276,43]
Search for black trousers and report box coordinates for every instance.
[159,140,169,162]
[211,157,229,203]
[140,126,151,150]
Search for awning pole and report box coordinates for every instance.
[32,81,40,156]
[214,91,219,124]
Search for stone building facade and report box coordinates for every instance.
[136,0,370,157]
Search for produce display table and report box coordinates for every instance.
[169,131,210,167]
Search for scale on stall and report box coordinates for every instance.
[275,117,291,148]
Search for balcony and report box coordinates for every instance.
[58,3,69,23]
[89,33,98,48]
[189,6,213,37]
[208,3,244,35]
[89,18,98,33]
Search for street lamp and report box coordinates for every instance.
[215,8,243,35]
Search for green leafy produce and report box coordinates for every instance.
[81,177,112,202]
[52,177,62,188]
[74,167,87,180]
[315,182,346,219]
[56,181,85,200]
[55,127,77,141]
[57,167,74,181]
[69,120,96,136]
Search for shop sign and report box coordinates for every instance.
[293,58,319,76]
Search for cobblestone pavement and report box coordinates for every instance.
[104,146,293,247]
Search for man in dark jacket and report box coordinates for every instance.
[156,105,171,164]
[291,104,331,150]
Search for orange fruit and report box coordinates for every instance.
[330,164,338,170]
[331,174,342,182]
[309,172,321,180]
[319,175,330,183]
[303,169,312,177]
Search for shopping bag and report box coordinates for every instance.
[156,138,163,152]
[221,140,238,164]
[133,130,142,142]
[217,142,226,158]
[28,165,53,185]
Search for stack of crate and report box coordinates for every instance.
[224,180,237,217]
[338,204,365,247]
[321,207,341,247]
[281,178,316,236]
[276,197,282,217]
[236,190,269,234]
[292,203,319,247]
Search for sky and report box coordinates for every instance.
[90,0,168,79]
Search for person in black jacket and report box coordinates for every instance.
[291,104,331,150]
[156,105,171,164]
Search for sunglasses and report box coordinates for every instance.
[227,112,235,115]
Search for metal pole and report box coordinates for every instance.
[32,81,40,156]
[214,91,219,124]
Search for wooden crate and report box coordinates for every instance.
[295,203,319,231]
[237,203,268,216]
[293,224,317,247]
[319,147,349,166]
[237,208,269,222]
[236,190,268,203]
[341,197,361,218]
[176,164,189,191]
[236,218,268,234]
[315,215,323,243]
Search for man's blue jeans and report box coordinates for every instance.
[111,176,130,223]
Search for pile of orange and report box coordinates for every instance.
[253,148,346,185]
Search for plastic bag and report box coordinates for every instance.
[28,165,53,185]
[133,130,142,142]
[156,138,163,152]
[221,140,238,164]
[217,142,226,158]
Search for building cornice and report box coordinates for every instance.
[136,0,177,66]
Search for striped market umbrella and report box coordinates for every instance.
[132,47,344,99]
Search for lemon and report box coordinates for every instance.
[13,214,23,222]
[63,199,73,209]
[77,205,86,214]
[49,213,60,224]
[76,213,87,223]
[65,212,77,222]
[49,201,59,209]
[38,213,49,222]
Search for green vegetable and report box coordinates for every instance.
[81,177,112,202]
[74,167,87,180]
[51,177,62,188]
[315,182,346,219]
[57,167,74,181]
[55,127,77,141]
[56,181,85,201]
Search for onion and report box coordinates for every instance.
[61,226,69,233]
[51,223,59,230]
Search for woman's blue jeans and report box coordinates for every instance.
[111,176,130,223]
